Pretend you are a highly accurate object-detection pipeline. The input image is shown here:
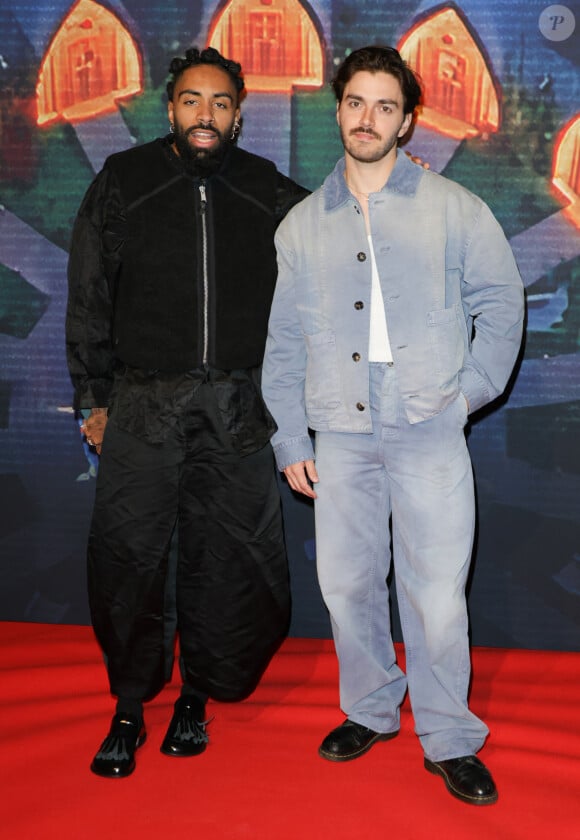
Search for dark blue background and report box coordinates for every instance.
[0,0,579,650]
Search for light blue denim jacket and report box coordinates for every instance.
[262,151,525,471]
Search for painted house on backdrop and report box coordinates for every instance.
[0,0,143,133]
[399,3,502,141]
[35,0,142,126]
[199,0,332,92]
[395,1,579,225]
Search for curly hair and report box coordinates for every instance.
[166,47,245,103]
[332,46,422,115]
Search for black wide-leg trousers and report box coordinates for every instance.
[87,382,290,703]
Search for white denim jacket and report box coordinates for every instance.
[262,151,525,471]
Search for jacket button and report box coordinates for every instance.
[354,300,364,310]
[356,402,365,411]
[352,352,361,362]
[357,252,367,262]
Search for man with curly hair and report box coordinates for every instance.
[66,47,307,778]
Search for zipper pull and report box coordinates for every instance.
[199,182,207,211]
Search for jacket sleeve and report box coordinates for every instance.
[459,202,525,414]
[65,165,124,410]
[262,220,314,471]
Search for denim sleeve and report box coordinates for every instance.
[262,222,314,471]
[459,202,525,414]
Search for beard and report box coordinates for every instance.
[340,125,402,164]
[172,122,232,176]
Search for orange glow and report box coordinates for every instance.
[36,0,142,126]
[553,114,580,229]
[208,0,323,93]
[399,7,500,140]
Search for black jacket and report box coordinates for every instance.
[66,138,307,410]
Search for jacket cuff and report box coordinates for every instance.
[272,435,314,472]
[73,380,113,412]
[459,366,492,415]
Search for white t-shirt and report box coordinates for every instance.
[367,233,393,363]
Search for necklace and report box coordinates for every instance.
[345,179,383,201]
[350,187,370,201]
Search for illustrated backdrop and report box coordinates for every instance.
[0,0,579,649]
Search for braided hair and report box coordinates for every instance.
[166,47,245,103]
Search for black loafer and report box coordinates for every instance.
[424,755,498,805]
[160,696,209,757]
[90,713,146,778]
[318,719,399,762]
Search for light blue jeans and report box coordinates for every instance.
[314,363,489,761]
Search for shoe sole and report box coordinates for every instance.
[318,729,399,763]
[424,758,498,805]
[160,741,207,757]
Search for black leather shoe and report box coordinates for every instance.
[90,713,146,778]
[424,755,498,805]
[318,719,399,762]
[160,696,209,757]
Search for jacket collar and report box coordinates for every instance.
[324,148,423,211]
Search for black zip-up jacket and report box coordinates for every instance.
[66,137,308,411]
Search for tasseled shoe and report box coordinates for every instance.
[90,713,146,778]
[160,696,209,757]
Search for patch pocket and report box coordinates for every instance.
[304,330,342,411]
[427,305,464,377]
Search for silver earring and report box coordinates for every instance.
[231,121,240,140]
[169,122,174,134]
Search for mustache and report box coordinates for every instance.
[350,126,380,139]
[186,124,221,138]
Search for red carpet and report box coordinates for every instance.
[1,622,578,839]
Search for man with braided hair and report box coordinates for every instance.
[66,47,308,778]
